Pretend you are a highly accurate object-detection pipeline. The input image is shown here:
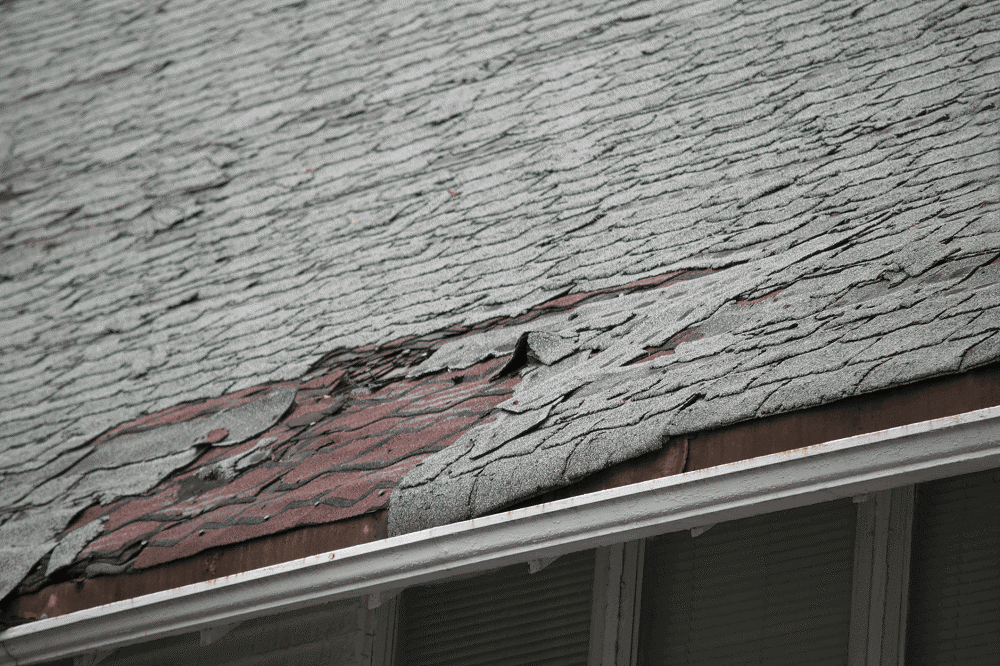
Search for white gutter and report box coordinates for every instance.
[3,405,1000,665]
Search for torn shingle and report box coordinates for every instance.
[0,387,295,601]
[45,518,105,577]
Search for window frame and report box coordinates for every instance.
[579,485,917,666]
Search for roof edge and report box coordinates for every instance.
[4,405,1000,665]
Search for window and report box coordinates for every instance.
[396,549,596,666]
[637,499,856,665]
[906,467,1000,665]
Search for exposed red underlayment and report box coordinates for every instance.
[14,513,384,622]
[72,357,518,574]
[10,269,714,613]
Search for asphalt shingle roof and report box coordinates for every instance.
[1,0,998,606]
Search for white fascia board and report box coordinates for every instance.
[3,405,1000,665]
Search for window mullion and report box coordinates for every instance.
[588,540,645,666]
[361,593,399,666]
[848,486,915,666]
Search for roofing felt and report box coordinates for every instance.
[1,0,999,608]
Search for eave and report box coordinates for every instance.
[4,405,1000,666]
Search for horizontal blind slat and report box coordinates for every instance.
[906,467,1000,666]
[638,499,855,666]
[399,549,595,666]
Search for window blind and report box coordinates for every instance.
[906,466,1000,665]
[637,499,856,665]
[397,548,596,666]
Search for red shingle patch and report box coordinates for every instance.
[144,514,210,547]
[278,448,372,485]
[284,401,340,427]
[99,494,178,532]
[388,379,445,402]
[64,504,109,532]
[334,402,403,431]
[299,369,347,390]
[201,467,285,502]
[544,292,593,309]
[399,383,484,415]
[370,381,414,399]
[383,418,477,454]
[278,471,362,501]
[336,416,409,441]
[423,428,469,452]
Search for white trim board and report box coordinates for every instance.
[848,485,914,666]
[3,405,1000,666]
[587,540,644,666]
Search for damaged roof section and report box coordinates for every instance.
[390,234,1000,534]
[17,227,993,601]
[0,0,998,622]
[0,385,296,602]
[6,275,703,605]
[3,0,996,533]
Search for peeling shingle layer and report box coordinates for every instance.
[1,0,998,601]
[7,281,674,596]
[390,255,1000,533]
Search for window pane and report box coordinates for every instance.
[638,499,856,666]
[398,549,595,666]
[906,466,1000,665]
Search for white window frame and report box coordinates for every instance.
[585,485,916,666]
[849,486,914,666]
[588,540,644,666]
[361,593,399,666]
